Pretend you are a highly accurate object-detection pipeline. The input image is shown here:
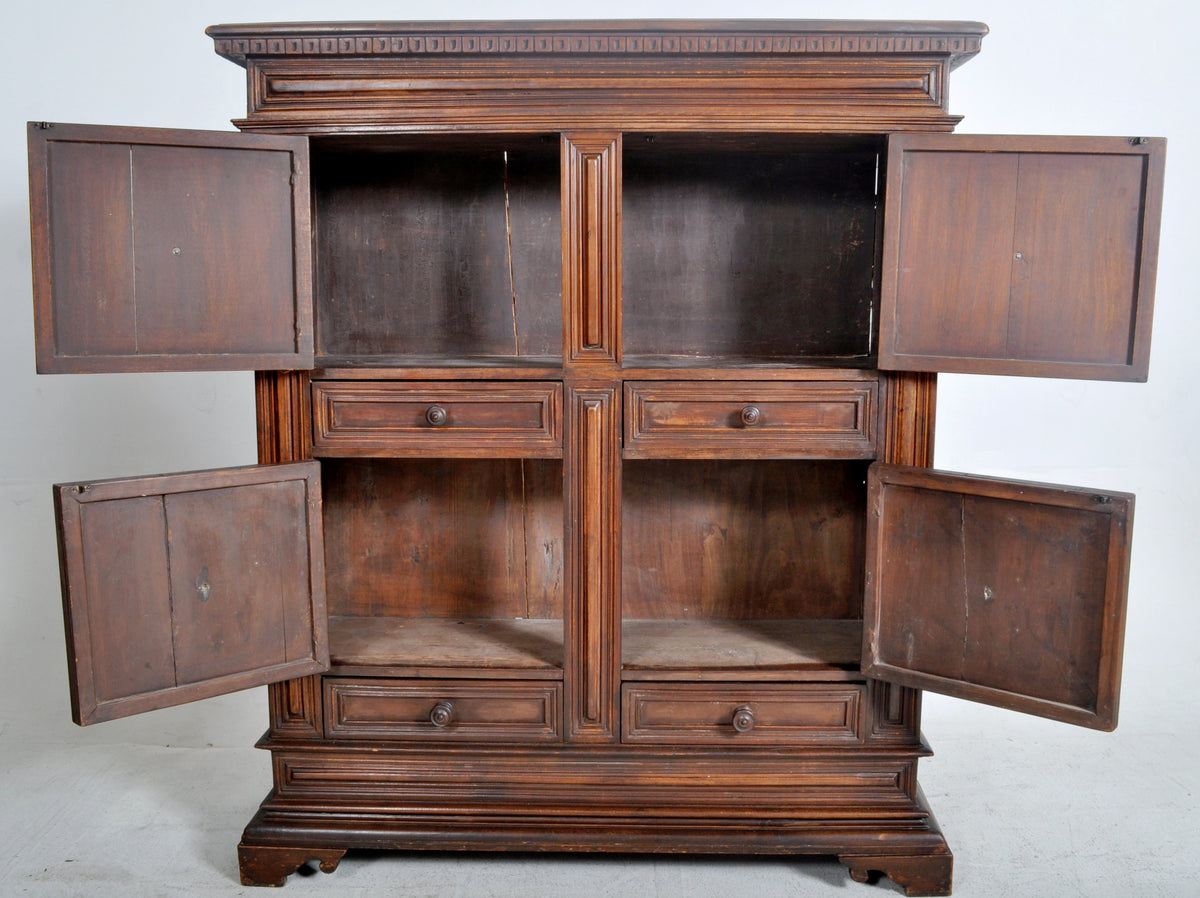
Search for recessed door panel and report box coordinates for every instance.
[55,462,327,725]
[864,464,1132,730]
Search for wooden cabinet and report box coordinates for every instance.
[27,20,1165,896]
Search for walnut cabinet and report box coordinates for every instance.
[27,21,1164,896]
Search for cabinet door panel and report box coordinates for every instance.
[863,464,1131,730]
[880,134,1163,381]
[29,122,312,372]
[55,462,328,725]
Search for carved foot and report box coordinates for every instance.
[839,852,953,897]
[238,843,348,887]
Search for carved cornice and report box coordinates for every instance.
[209,20,986,69]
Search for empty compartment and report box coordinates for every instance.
[621,459,866,677]
[313,136,563,365]
[622,134,882,364]
[322,458,564,672]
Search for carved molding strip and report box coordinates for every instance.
[212,26,984,65]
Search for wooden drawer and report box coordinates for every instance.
[623,381,876,458]
[324,678,563,742]
[621,682,864,745]
[312,381,562,457]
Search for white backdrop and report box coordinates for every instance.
[1,1,1197,894]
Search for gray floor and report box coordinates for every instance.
[2,688,1197,897]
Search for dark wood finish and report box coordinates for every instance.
[621,619,862,678]
[324,678,562,742]
[880,134,1165,380]
[238,845,346,888]
[24,19,1166,895]
[54,462,328,725]
[864,464,1132,730]
[622,137,879,363]
[841,850,953,897]
[313,142,561,363]
[208,21,986,133]
[563,387,622,742]
[563,134,622,364]
[255,372,325,741]
[311,380,562,457]
[321,458,563,621]
[622,682,863,744]
[622,460,867,620]
[624,380,876,458]
[28,122,311,373]
[328,616,562,674]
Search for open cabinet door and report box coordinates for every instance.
[863,464,1132,730]
[879,133,1164,381]
[54,462,328,725]
[28,122,312,373]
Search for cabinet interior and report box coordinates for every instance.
[622,134,883,365]
[321,457,565,673]
[621,459,867,677]
[312,136,563,367]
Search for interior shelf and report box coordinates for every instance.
[328,616,563,677]
[622,618,863,681]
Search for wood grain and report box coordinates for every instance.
[29,122,311,372]
[321,458,563,620]
[622,460,867,620]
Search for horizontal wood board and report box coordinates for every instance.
[328,616,563,672]
[622,618,862,676]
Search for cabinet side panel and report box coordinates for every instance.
[166,480,314,683]
[77,496,176,703]
[132,144,298,356]
[1006,153,1143,366]
[887,150,1018,359]
[45,140,137,358]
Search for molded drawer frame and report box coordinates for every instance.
[623,380,876,458]
[312,380,562,457]
[622,682,865,745]
[324,677,564,743]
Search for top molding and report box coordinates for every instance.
[209,19,987,69]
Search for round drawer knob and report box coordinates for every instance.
[429,700,455,728]
[425,405,448,426]
[739,406,761,426]
[731,704,756,734]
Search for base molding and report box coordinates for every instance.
[237,788,952,892]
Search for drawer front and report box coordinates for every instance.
[312,381,562,457]
[621,683,864,745]
[623,381,876,458]
[324,678,563,743]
